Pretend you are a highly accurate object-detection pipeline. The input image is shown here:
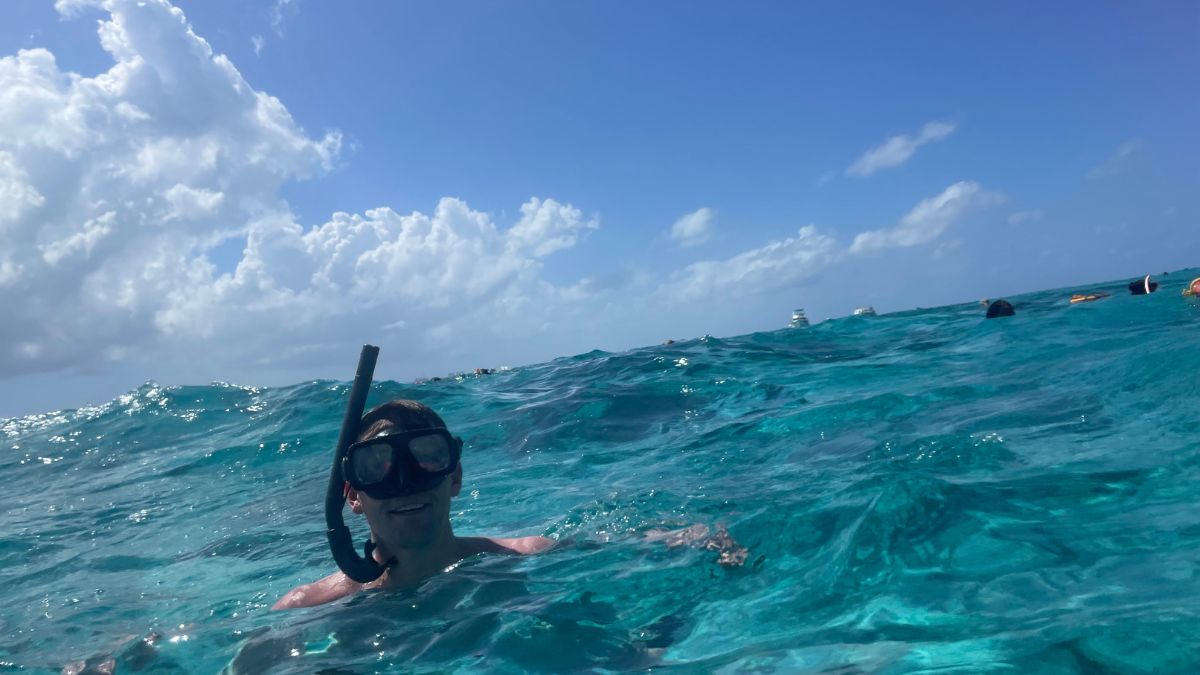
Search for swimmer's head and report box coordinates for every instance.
[1129,275,1158,295]
[346,400,463,551]
[1184,277,1200,297]
[358,400,449,441]
[985,299,1015,319]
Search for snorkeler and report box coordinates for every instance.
[273,398,554,610]
[276,346,748,610]
[1128,275,1159,295]
[985,299,1015,318]
[1070,292,1110,304]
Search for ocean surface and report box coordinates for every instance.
[3,271,1200,674]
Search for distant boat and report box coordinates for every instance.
[852,306,877,317]
[789,309,809,328]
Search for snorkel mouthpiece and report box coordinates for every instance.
[324,344,388,583]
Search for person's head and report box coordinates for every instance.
[986,299,1015,319]
[345,400,463,551]
[1184,277,1200,297]
[1129,275,1158,295]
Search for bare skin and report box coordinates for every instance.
[643,523,750,567]
[273,463,747,610]
[274,463,552,610]
[274,401,747,610]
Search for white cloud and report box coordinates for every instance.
[0,0,1012,401]
[850,181,1003,254]
[271,0,298,38]
[251,35,265,56]
[163,184,225,220]
[658,181,997,303]
[0,260,21,287]
[669,207,714,247]
[152,197,595,346]
[0,0,602,379]
[0,150,45,226]
[52,0,104,17]
[1008,209,1044,225]
[1087,141,1140,180]
[40,211,116,266]
[661,225,839,301]
[506,197,598,258]
[846,121,957,178]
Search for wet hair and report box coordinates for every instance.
[357,400,448,442]
[985,299,1015,319]
[1128,279,1159,295]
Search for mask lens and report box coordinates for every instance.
[408,434,452,472]
[350,442,394,485]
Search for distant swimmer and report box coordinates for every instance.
[1070,292,1110,304]
[985,299,1015,318]
[1128,275,1159,295]
[1183,277,1200,297]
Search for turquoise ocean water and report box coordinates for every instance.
[3,271,1200,673]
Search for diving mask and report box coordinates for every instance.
[342,428,462,500]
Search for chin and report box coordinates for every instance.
[387,532,441,550]
[380,519,444,549]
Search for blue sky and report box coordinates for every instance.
[0,0,1197,416]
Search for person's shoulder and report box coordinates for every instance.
[463,535,556,556]
[496,535,556,554]
[272,571,364,610]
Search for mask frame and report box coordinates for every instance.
[342,428,462,500]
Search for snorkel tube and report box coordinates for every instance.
[325,344,388,583]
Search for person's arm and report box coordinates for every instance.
[643,524,750,567]
[447,534,558,559]
[272,572,363,610]
[476,535,556,555]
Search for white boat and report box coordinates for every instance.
[789,308,809,328]
[852,306,877,317]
